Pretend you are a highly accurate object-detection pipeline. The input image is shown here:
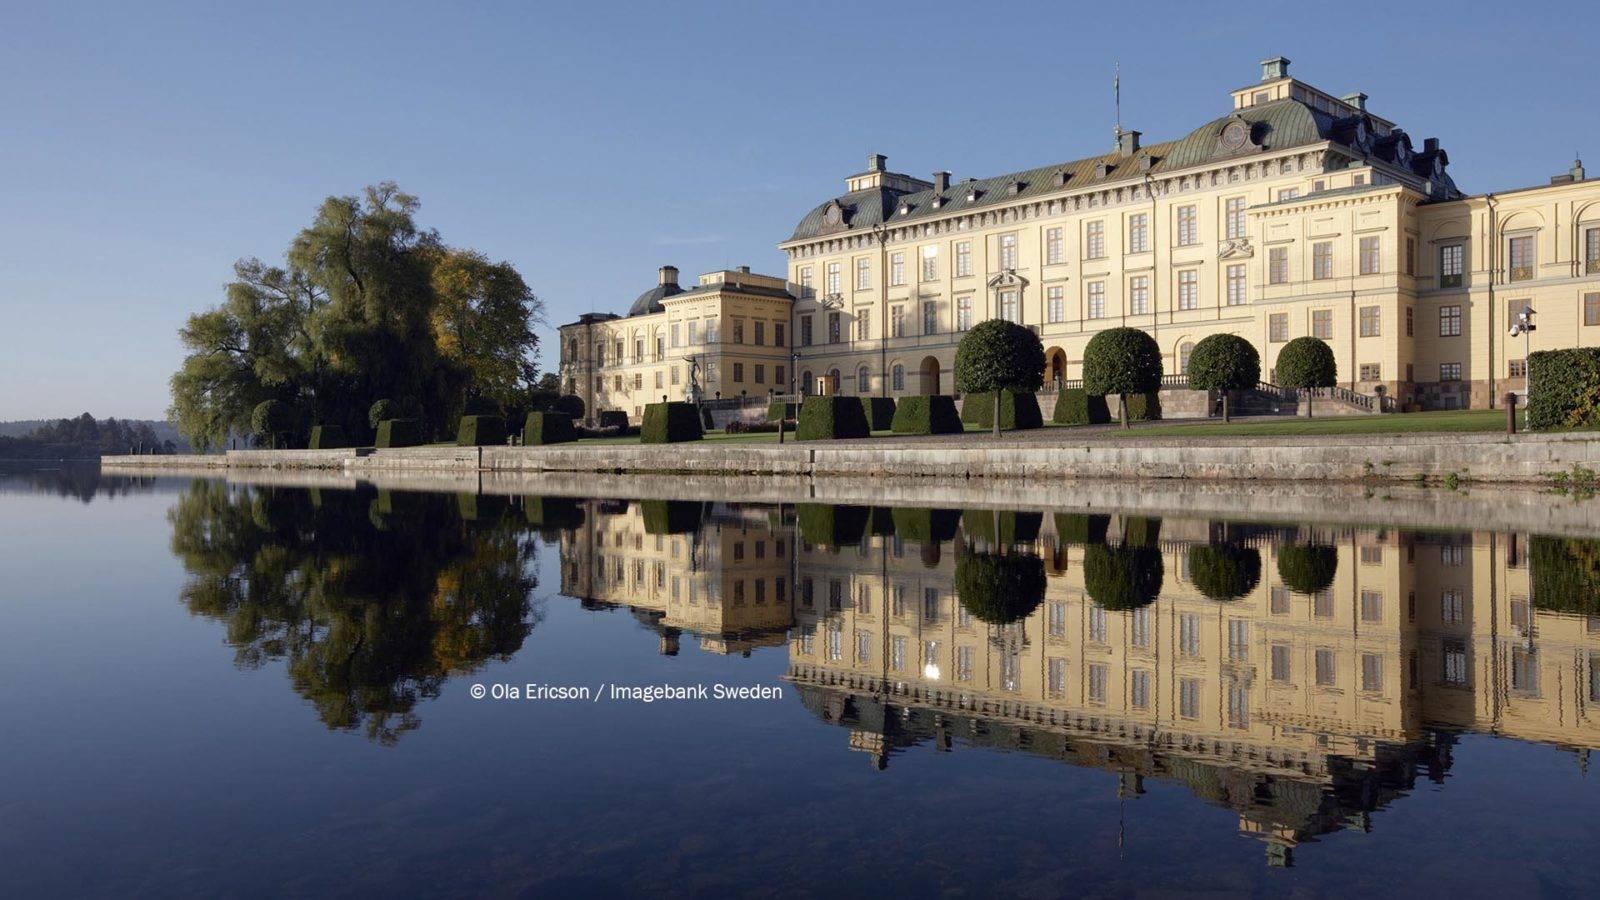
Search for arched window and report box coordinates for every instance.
[801,371,813,396]
[1179,342,1194,374]
[828,369,841,395]
[858,366,871,393]
[892,365,905,391]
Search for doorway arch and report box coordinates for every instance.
[919,356,941,395]
[1044,347,1068,388]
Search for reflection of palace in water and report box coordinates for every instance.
[555,499,1600,864]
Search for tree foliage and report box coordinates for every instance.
[1083,327,1162,396]
[954,320,1045,394]
[1277,542,1338,595]
[1187,543,1263,602]
[1187,334,1261,392]
[169,183,544,449]
[954,547,1047,624]
[1275,337,1337,389]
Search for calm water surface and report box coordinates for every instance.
[3,465,1600,897]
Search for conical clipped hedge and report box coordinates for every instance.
[1277,542,1338,595]
[1084,543,1163,610]
[641,499,704,535]
[1055,512,1110,545]
[1053,388,1111,426]
[457,491,511,523]
[960,388,1043,430]
[523,411,577,445]
[955,547,1046,624]
[890,507,962,544]
[308,424,354,449]
[642,402,704,443]
[1530,535,1600,614]
[860,397,897,431]
[890,395,963,434]
[797,504,870,547]
[456,415,507,447]
[1187,543,1263,602]
[523,495,585,534]
[375,418,421,448]
[962,509,1043,547]
[796,396,870,440]
[868,506,896,536]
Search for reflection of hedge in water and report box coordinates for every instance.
[1277,543,1338,595]
[641,499,704,535]
[169,481,540,744]
[523,496,585,537]
[869,506,896,536]
[954,547,1047,624]
[890,507,962,544]
[456,492,512,523]
[961,509,1043,547]
[1083,543,1163,610]
[1055,512,1110,545]
[1120,515,1161,548]
[1187,543,1263,602]
[1530,535,1600,614]
[798,504,869,547]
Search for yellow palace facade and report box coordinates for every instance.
[780,56,1600,411]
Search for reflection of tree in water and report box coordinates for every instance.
[0,463,160,503]
[169,482,542,743]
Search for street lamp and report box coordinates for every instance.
[1509,305,1536,427]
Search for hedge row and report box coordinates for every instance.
[960,389,1043,430]
[797,503,869,546]
[766,400,798,423]
[1053,389,1111,426]
[1528,348,1600,430]
[523,412,576,445]
[375,418,421,449]
[796,396,870,441]
[641,499,703,535]
[457,415,507,447]
[598,410,630,429]
[642,402,703,443]
[308,425,353,450]
[962,509,1043,547]
[1121,392,1162,422]
[890,395,963,434]
[860,397,896,431]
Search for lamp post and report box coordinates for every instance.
[1509,305,1535,429]
[779,346,799,444]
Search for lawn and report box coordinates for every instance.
[1114,409,1509,438]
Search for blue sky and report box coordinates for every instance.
[2,0,1594,420]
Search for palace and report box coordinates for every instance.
[562,55,1600,422]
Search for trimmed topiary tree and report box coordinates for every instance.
[860,397,897,431]
[641,402,704,443]
[551,394,586,420]
[523,411,577,445]
[954,319,1046,436]
[456,415,507,447]
[1187,333,1261,422]
[1053,388,1112,426]
[1277,541,1338,595]
[960,388,1044,431]
[796,396,871,441]
[368,399,399,432]
[1122,392,1162,422]
[308,424,352,450]
[374,418,420,449]
[1083,543,1163,610]
[251,399,294,449]
[1529,535,1600,614]
[1528,348,1600,430]
[890,395,963,434]
[1187,543,1263,602]
[954,547,1047,624]
[1275,336,1337,418]
[598,410,630,429]
[1084,327,1162,429]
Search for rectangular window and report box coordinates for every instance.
[1361,590,1383,622]
[1269,246,1289,284]
[1359,363,1382,381]
[1045,227,1063,264]
[1440,362,1462,381]
[1087,663,1107,704]
[956,645,972,681]
[1130,276,1150,315]
[998,290,1020,324]
[1406,236,1416,276]
[1406,306,1414,336]
[1269,313,1288,342]
[1315,648,1336,686]
[827,312,840,343]
[1180,678,1201,719]
[1131,670,1150,709]
[798,266,813,288]
[1131,608,1150,648]
[1279,187,1300,202]
[1271,586,1289,615]
[687,321,699,345]
[890,305,905,338]
[773,323,784,347]
[1312,308,1333,339]
[1587,227,1600,274]
[1085,221,1105,259]
[855,257,870,290]
[1586,293,1600,326]
[1508,358,1526,379]
[799,316,812,346]
[956,296,972,331]
[1271,645,1292,681]
[730,363,743,383]
[1048,602,1066,637]
[922,301,938,335]
[855,308,870,340]
[754,364,764,384]
[921,245,938,281]
[1362,654,1383,692]
[1226,264,1247,306]
[732,321,744,345]
[1046,657,1066,697]
[1228,682,1249,729]
[1360,236,1380,275]
[1228,619,1249,661]
[890,252,905,286]
[754,321,764,346]
[1176,205,1199,246]
[774,365,784,386]
[1047,285,1065,323]
[1087,281,1106,319]
[856,630,872,663]
[999,233,1017,270]
[1443,640,1468,686]
[1225,197,1246,240]
[1083,604,1102,644]
[825,262,841,294]
[955,241,972,276]
[1508,235,1534,281]
[1177,270,1198,310]
[1313,241,1333,280]
[1440,305,1462,337]
[1440,244,1464,287]
[1128,214,1149,253]
[1179,613,1200,657]
[1359,305,1380,337]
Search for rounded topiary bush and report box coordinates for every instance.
[251,399,294,449]
[1277,542,1338,595]
[1188,333,1260,421]
[955,320,1045,434]
[1275,336,1337,416]
[368,399,397,431]
[1187,543,1263,602]
[954,547,1047,624]
[551,394,586,420]
[1083,327,1162,428]
[1083,544,1163,610]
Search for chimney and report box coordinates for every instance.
[1342,92,1368,112]
[1423,137,1440,155]
[1117,130,1142,158]
[1260,56,1290,82]
[658,265,679,287]
[736,265,750,274]
[867,153,887,173]
[933,171,950,192]
[1573,157,1587,182]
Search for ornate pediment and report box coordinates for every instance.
[986,269,1030,289]
[1218,238,1254,260]
[819,293,845,309]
